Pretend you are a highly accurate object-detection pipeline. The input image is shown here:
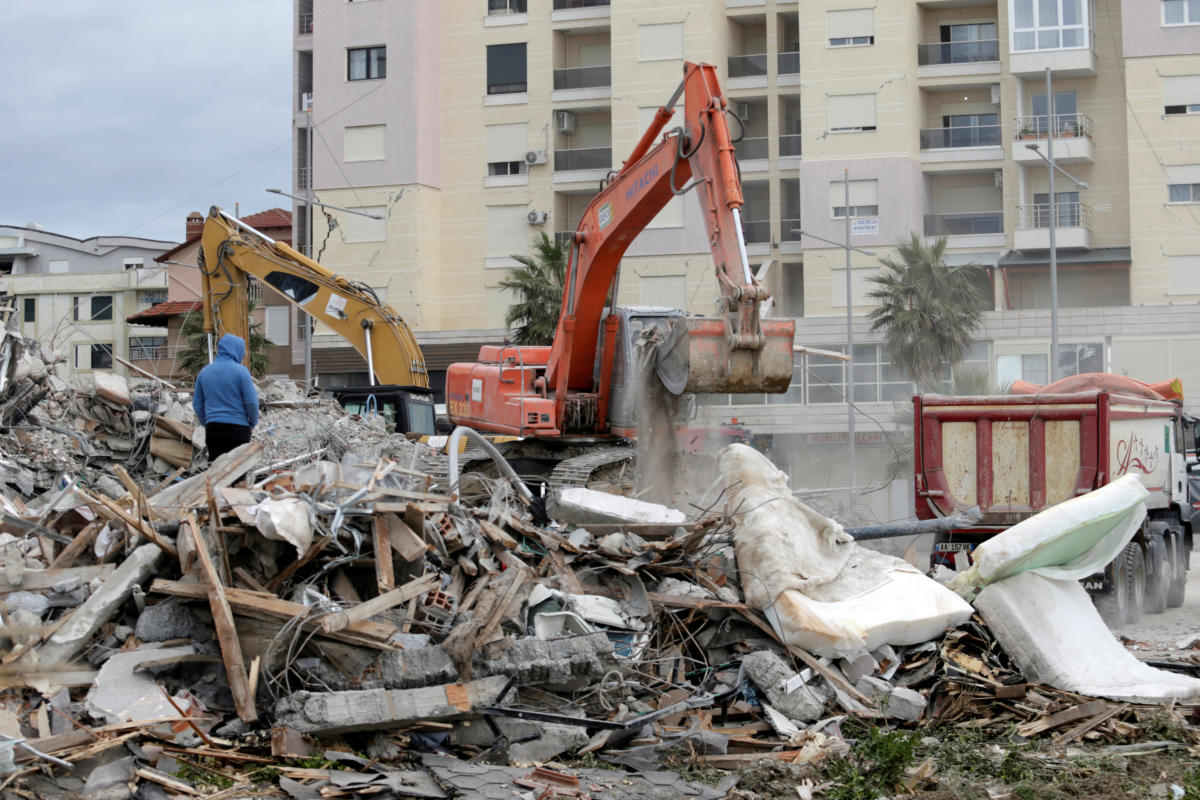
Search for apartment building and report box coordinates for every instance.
[0,224,172,380]
[292,0,1200,523]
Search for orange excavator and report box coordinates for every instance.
[446,62,795,485]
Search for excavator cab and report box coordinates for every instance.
[327,385,437,436]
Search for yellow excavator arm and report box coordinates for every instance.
[198,206,428,388]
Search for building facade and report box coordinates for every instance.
[0,225,172,380]
[292,0,1200,523]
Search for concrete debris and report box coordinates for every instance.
[1,362,1198,797]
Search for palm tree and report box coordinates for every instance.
[866,234,986,388]
[499,232,567,346]
[176,305,271,379]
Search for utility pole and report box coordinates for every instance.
[305,107,314,390]
[1046,67,1059,382]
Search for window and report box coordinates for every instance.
[805,344,914,404]
[830,179,879,218]
[344,124,386,161]
[486,43,527,94]
[265,307,290,346]
[827,9,874,46]
[638,22,684,61]
[22,298,34,323]
[828,94,876,132]
[486,122,529,177]
[942,22,998,43]
[1033,190,1080,227]
[122,257,144,270]
[74,343,113,371]
[139,290,167,306]
[1011,0,1088,51]
[941,112,1001,146]
[1169,183,1200,202]
[488,0,527,14]
[348,46,386,81]
[129,336,166,360]
[73,295,113,322]
[1058,342,1103,377]
[996,353,1048,386]
[1164,75,1200,115]
[1163,0,1200,25]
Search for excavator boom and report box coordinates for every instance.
[198,207,428,388]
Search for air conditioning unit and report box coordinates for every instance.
[555,110,577,134]
[737,102,753,121]
[525,149,547,165]
[990,84,1001,104]
[994,169,1003,188]
[526,210,549,225]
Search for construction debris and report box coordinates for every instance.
[0,364,1197,799]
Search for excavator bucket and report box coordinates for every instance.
[683,317,796,394]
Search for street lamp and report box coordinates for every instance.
[1022,140,1088,384]
[264,188,386,389]
[792,200,876,510]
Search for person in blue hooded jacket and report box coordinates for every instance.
[193,334,259,461]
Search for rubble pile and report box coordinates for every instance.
[0,378,1197,798]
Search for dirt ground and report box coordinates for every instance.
[1116,549,1200,653]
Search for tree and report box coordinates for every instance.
[866,234,986,388]
[175,306,271,379]
[499,232,567,346]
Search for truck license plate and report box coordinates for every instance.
[934,542,974,552]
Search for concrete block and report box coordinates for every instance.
[86,645,196,725]
[275,676,510,735]
[742,650,827,723]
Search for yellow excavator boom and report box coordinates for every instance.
[198,206,428,388]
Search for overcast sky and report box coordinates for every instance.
[0,1,292,244]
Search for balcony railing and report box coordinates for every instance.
[553,65,611,90]
[734,137,769,160]
[777,51,799,75]
[298,13,313,34]
[779,133,802,157]
[729,54,768,78]
[488,0,527,13]
[781,219,803,241]
[129,344,187,361]
[554,147,611,171]
[917,39,1000,66]
[924,212,1003,236]
[1017,202,1092,230]
[1013,113,1093,140]
[742,219,771,244]
[553,0,609,7]
[919,124,1001,149]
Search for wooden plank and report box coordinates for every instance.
[150,579,396,646]
[372,514,395,593]
[83,490,178,558]
[1053,704,1126,746]
[473,571,528,648]
[186,514,256,723]
[321,573,438,634]
[150,437,194,468]
[266,535,333,592]
[383,513,427,562]
[1017,700,1109,738]
[150,441,262,511]
[232,567,269,594]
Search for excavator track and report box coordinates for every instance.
[548,447,636,490]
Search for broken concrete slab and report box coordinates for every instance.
[854,675,927,722]
[275,675,510,735]
[85,645,196,725]
[550,486,686,526]
[742,650,828,723]
[29,543,163,668]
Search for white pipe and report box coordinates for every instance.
[730,206,753,284]
[446,426,533,504]
[363,320,377,385]
[217,209,277,246]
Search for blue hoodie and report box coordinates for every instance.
[193,334,259,428]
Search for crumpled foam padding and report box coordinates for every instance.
[720,444,973,658]
[975,571,1200,703]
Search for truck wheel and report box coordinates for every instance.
[1094,557,1129,628]
[1124,542,1146,626]
[1144,533,1169,615]
[1167,534,1188,609]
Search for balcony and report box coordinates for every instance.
[553,147,611,184]
[552,65,611,102]
[777,51,799,78]
[552,0,610,25]
[735,137,769,170]
[919,124,1003,163]
[729,53,768,79]
[298,13,313,35]
[781,219,803,242]
[916,40,1000,80]
[741,219,771,245]
[1014,202,1093,251]
[1012,114,1094,164]
[1009,40,1096,78]
[779,133,802,158]
[924,211,1003,236]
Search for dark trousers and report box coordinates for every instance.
[205,422,252,462]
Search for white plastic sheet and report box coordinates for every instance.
[720,445,973,658]
[252,497,315,557]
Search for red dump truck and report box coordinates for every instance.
[914,374,1193,626]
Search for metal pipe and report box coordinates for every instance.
[362,319,376,385]
[847,506,982,541]
[844,169,856,509]
[731,206,753,284]
[216,209,277,246]
[446,426,533,504]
